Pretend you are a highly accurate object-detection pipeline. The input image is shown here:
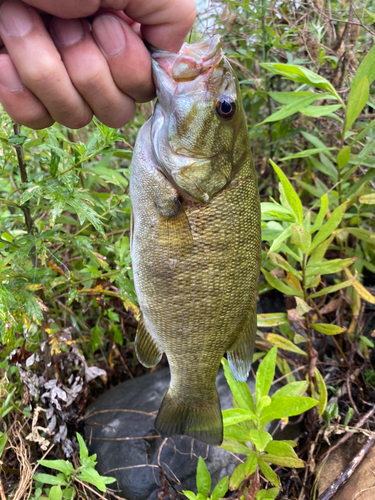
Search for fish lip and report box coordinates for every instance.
[150,35,223,82]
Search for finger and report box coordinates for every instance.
[10,0,131,18]
[92,13,154,103]
[0,1,93,128]
[14,0,102,18]
[0,55,53,128]
[50,17,135,128]
[121,0,197,53]
[20,0,196,51]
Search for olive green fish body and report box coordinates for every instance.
[130,36,261,445]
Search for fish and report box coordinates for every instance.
[129,34,261,446]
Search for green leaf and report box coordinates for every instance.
[311,323,345,335]
[223,424,250,442]
[265,441,299,458]
[315,154,338,183]
[264,334,306,355]
[33,474,66,486]
[337,146,351,169]
[244,452,258,476]
[314,368,328,417]
[221,358,256,413]
[210,476,228,500]
[221,439,252,455]
[0,433,7,459]
[101,476,116,485]
[268,225,293,254]
[262,453,304,468]
[308,203,347,254]
[229,463,246,490]
[262,269,304,298]
[222,409,255,426]
[346,44,375,130]
[38,460,75,477]
[62,488,75,500]
[345,75,369,131]
[272,381,309,399]
[359,193,375,204]
[261,202,294,221]
[308,236,334,265]
[66,198,105,238]
[257,313,288,327]
[76,433,89,461]
[258,459,281,489]
[268,91,335,105]
[255,346,277,407]
[260,63,338,98]
[257,396,271,413]
[291,224,311,253]
[182,491,198,500]
[259,397,318,426]
[299,104,342,117]
[249,430,272,452]
[308,275,356,298]
[270,160,303,224]
[196,457,211,496]
[256,488,280,500]
[281,147,337,161]
[305,258,355,277]
[262,95,319,123]
[77,468,106,492]
[301,132,334,156]
[49,485,63,500]
[344,407,355,427]
[268,253,302,280]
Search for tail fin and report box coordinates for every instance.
[154,389,223,446]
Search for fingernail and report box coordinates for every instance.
[51,18,84,47]
[93,15,126,56]
[0,1,33,37]
[0,58,23,91]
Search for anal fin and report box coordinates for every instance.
[135,315,163,368]
[227,303,257,382]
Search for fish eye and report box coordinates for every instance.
[215,95,236,119]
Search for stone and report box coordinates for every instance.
[85,367,256,500]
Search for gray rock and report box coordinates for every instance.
[85,367,256,500]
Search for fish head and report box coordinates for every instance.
[151,35,248,203]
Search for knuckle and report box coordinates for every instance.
[23,58,59,89]
[62,111,93,130]
[73,68,104,96]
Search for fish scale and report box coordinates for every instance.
[130,35,261,445]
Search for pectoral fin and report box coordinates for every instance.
[227,303,257,382]
[157,208,193,258]
[135,315,163,368]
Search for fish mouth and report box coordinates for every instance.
[151,34,223,83]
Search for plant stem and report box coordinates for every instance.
[302,254,313,378]
[12,123,33,235]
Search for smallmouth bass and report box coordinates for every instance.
[130,35,261,446]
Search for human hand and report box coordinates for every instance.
[0,0,196,129]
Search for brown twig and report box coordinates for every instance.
[318,436,375,500]
[0,473,6,500]
[320,405,375,463]
[75,478,113,500]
